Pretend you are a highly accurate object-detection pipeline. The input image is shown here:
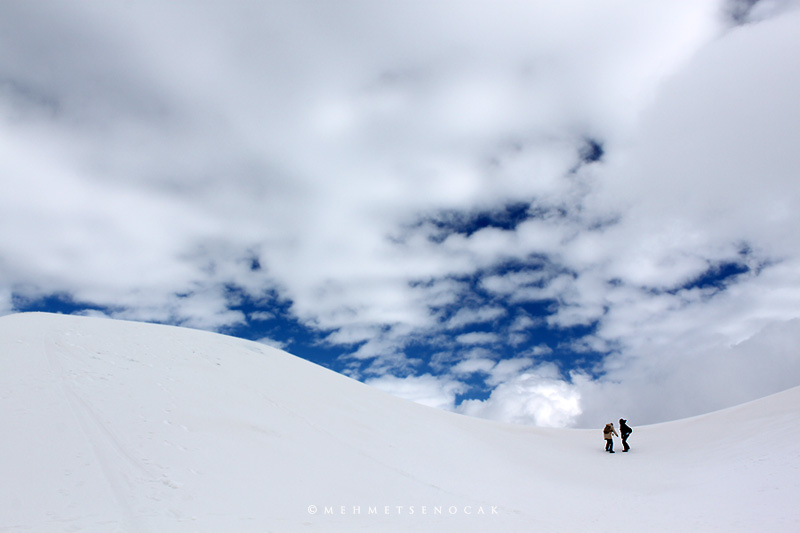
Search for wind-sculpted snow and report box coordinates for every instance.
[1,313,798,531]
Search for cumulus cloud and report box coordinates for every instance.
[0,0,725,331]
[458,363,583,427]
[452,358,496,376]
[255,337,287,351]
[456,332,502,346]
[445,306,506,330]
[365,374,467,411]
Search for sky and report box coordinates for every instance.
[1,0,799,428]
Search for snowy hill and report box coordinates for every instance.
[1,313,797,532]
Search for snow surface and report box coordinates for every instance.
[1,312,798,532]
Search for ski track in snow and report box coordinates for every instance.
[42,328,183,531]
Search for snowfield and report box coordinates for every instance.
[1,313,798,532]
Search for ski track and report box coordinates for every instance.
[43,330,147,532]
[40,328,188,531]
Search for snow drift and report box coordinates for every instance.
[1,313,797,532]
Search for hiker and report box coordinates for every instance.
[619,418,632,452]
[603,423,618,453]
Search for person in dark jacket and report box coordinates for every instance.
[603,423,618,453]
[619,418,632,452]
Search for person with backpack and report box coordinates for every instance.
[619,419,632,452]
[603,423,618,453]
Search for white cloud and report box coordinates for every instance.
[574,316,800,427]
[0,0,728,334]
[455,332,501,346]
[746,0,800,22]
[446,306,506,329]
[458,363,583,427]
[249,311,276,322]
[365,374,467,411]
[452,358,496,376]
[481,270,550,297]
[485,358,536,387]
[255,337,287,351]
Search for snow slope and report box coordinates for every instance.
[0,313,797,532]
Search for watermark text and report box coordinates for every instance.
[307,504,499,516]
